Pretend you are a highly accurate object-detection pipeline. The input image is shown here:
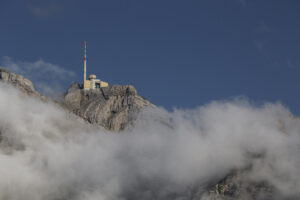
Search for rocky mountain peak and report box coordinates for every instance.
[0,68,45,100]
[64,83,153,131]
[0,68,152,132]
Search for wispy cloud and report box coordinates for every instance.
[27,2,63,18]
[0,56,76,97]
[253,23,273,56]
[237,0,247,6]
[258,22,272,33]
[254,40,264,53]
[287,58,296,69]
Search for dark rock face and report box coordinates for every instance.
[64,83,153,131]
[0,68,45,100]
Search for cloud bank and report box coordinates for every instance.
[0,56,75,97]
[0,83,299,200]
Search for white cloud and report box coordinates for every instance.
[1,56,75,80]
[0,56,76,96]
[0,84,299,199]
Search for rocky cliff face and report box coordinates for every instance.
[204,170,275,200]
[0,68,152,132]
[0,68,45,100]
[64,83,153,131]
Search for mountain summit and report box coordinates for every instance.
[0,68,152,132]
[64,83,152,131]
[0,68,46,100]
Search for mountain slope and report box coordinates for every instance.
[64,83,153,131]
[0,68,45,100]
[0,68,295,200]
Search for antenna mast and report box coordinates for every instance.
[83,41,87,89]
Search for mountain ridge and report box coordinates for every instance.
[0,68,285,200]
[63,83,153,131]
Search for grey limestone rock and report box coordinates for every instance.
[64,84,153,131]
[0,68,46,100]
[204,169,279,200]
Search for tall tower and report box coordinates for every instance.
[83,41,88,89]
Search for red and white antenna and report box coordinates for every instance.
[83,41,87,88]
[84,41,87,61]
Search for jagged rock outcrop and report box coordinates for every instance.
[0,68,152,132]
[0,68,45,100]
[64,83,153,131]
[204,170,275,200]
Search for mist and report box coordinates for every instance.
[0,56,75,97]
[0,82,299,200]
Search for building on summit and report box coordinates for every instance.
[83,41,108,90]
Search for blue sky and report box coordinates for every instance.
[1,0,300,113]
